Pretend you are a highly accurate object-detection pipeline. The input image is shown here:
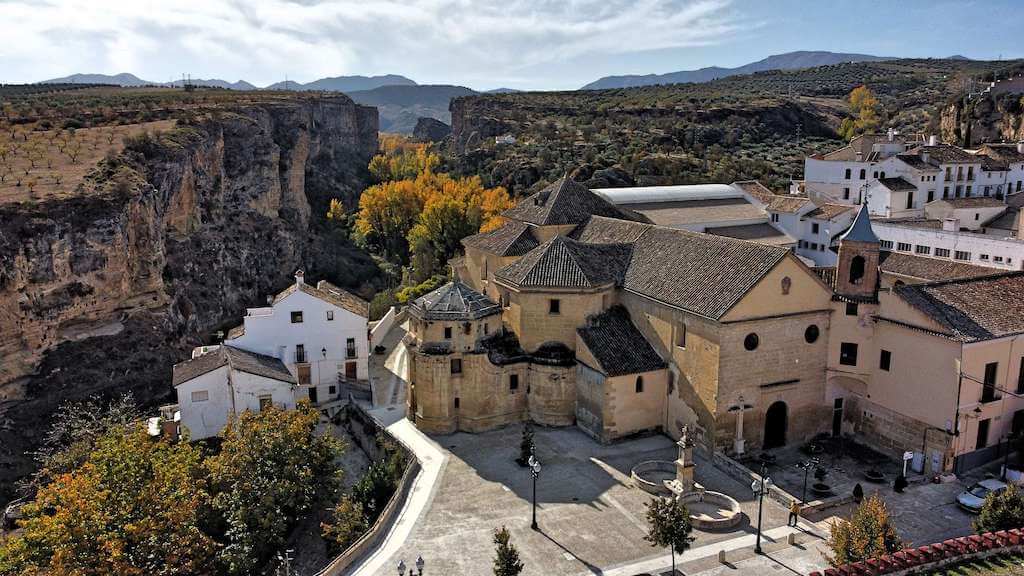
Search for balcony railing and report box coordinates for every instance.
[346,348,357,359]
[296,352,308,364]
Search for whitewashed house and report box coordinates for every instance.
[172,345,297,440]
[225,271,370,406]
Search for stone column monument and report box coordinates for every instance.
[675,425,696,493]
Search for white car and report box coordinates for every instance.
[956,478,1008,513]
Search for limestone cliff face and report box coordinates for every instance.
[941,95,1024,146]
[0,97,378,500]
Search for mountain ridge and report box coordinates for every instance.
[581,50,896,90]
[40,72,418,92]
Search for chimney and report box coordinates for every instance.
[294,269,304,285]
[887,128,894,142]
[1017,141,1024,154]
[942,218,959,232]
[928,135,938,146]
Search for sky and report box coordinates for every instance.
[1,0,1022,91]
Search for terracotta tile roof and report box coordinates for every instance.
[878,176,917,192]
[461,220,539,256]
[938,197,1006,209]
[502,175,648,226]
[765,195,810,213]
[909,144,978,164]
[980,144,1024,164]
[410,281,500,321]
[732,180,775,203]
[895,272,1024,341]
[804,203,856,220]
[821,134,896,161]
[272,280,370,318]
[173,345,295,387]
[577,306,666,377]
[896,154,940,171]
[875,217,943,230]
[878,251,1002,282]
[574,216,790,319]
[495,236,632,290]
[706,223,796,246]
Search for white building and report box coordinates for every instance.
[172,345,297,440]
[791,204,858,266]
[225,271,370,406]
[873,220,1024,271]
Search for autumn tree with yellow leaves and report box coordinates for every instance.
[840,85,883,141]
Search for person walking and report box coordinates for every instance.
[788,500,801,527]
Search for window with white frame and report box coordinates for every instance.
[191,390,209,402]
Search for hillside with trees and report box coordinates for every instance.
[445,58,1022,194]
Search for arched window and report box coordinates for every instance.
[849,255,866,284]
[635,376,644,393]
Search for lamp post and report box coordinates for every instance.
[751,462,772,554]
[796,457,819,504]
[397,556,425,576]
[528,452,542,530]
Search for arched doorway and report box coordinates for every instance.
[763,401,788,449]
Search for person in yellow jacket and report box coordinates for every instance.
[788,500,801,527]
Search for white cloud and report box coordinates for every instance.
[0,0,754,88]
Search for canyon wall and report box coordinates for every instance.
[0,96,379,502]
[941,93,1024,146]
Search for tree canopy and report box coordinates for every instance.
[827,494,903,566]
[975,484,1024,534]
[840,85,883,141]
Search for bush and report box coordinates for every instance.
[975,485,1024,534]
[827,495,903,566]
[321,496,368,553]
[395,274,446,304]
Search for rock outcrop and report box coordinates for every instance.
[412,117,452,143]
[0,96,379,502]
[941,93,1024,146]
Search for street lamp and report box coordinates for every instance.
[751,462,773,554]
[528,452,542,530]
[397,556,425,575]
[796,457,819,504]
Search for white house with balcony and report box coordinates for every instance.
[172,345,297,440]
[225,271,370,406]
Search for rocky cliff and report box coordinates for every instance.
[941,92,1024,146]
[0,96,379,501]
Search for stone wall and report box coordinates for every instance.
[506,289,609,352]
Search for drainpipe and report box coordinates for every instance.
[952,357,964,474]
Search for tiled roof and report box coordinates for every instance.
[273,280,370,318]
[984,208,1018,231]
[938,197,1006,209]
[573,216,790,319]
[978,156,1008,171]
[706,223,796,246]
[895,272,1024,341]
[765,195,810,213]
[821,134,897,161]
[173,345,295,387]
[804,203,856,220]
[979,144,1024,164]
[461,220,539,256]
[875,217,943,230]
[495,236,632,290]
[577,306,666,377]
[621,198,764,227]
[878,176,917,192]
[410,281,501,321]
[896,154,939,171]
[839,204,879,244]
[502,175,648,226]
[1008,192,1024,209]
[909,144,978,164]
[732,180,775,203]
[878,251,1002,282]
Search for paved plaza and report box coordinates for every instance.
[380,424,803,576]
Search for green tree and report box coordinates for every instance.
[827,494,902,566]
[840,86,882,141]
[321,496,368,552]
[0,425,217,576]
[492,526,524,576]
[644,496,695,574]
[207,405,344,575]
[975,484,1024,534]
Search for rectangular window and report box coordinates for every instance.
[880,240,894,249]
[977,418,990,450]
[771,213,779,223]
[935,248,951,258]
[635,377,644,393]
[906,191,914,210]
[845,168,852,179]
[329,385,337,395]
[295,344,306,363]
[880,350,891,372]
[954,251,971,261]
[980,254,989,261]
[927,190,935,202]
[982,362,998,402]
[843,187,851,200]
[191,390,209,403]
[840,342,859,366]
[859,169,866,180]
[450,358,463,374]
[811,243,818,251]
[897,242,911,252]
[812,223,820,234]
[1018,358,1024,394]
[966,185,972,196]
[444,326,452,339]
[956,185,962,197]
[846,302,858,316]
[290,311,303,323]
[509,374,519,391]
[675,324,686,349]
[995,256,1004,263]
[346,337,356,359]
[968,166,974,180]
[943,186,949,199]
[258,395,272,411]
[549,299,560,315]
[326,310,334,321]
[915,245,931,255]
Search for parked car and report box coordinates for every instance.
[956,478,1008,513]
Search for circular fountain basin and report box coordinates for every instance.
[679,491,743,531]
[631,460,676,495]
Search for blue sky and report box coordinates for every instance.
[1,0,1021,91]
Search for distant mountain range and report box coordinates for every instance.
[347,85,477,133]
[581,51,898,90]
[40,72,417,93]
